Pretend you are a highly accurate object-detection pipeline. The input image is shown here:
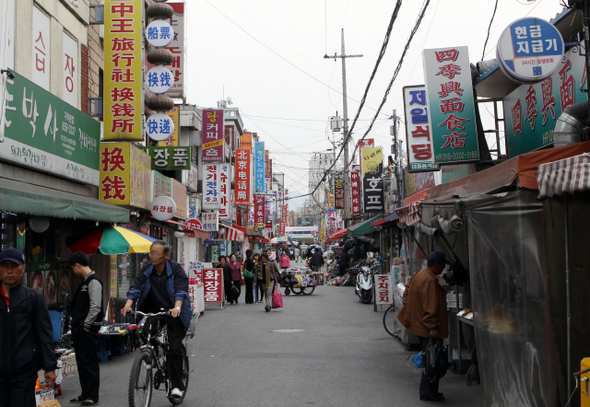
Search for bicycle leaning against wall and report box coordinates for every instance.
[128,310,198,407]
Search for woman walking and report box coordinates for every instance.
[256,253,278,312]
[227,254,242,304]
[243,250,255,304]
[280,251,291,272]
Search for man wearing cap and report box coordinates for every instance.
[398,251,449,402]
[0,248,57,407]
[68,252,104,406]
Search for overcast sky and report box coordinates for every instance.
[184,0,566,208]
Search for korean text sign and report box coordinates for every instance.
[218,163,231,220]
[361,147,384,213]
[202,109,224,162]
[203,164,222,210]
[254,142,265,193]
[140,146,190,170]
[1,69,100,185]
[403,85,439,172]
[202,268,223,304]
[234,149,251,205]
[375,274,393,305]
[423,47,479,164]
[104,0,143,140]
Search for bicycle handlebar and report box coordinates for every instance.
[133,310,171,318]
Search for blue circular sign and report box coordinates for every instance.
[497,17,564,83]
[146,113,175,141]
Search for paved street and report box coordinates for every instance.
[60,282,483,407]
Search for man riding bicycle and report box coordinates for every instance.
[121,241,192,401]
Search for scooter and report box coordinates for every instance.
[355,265,373,304]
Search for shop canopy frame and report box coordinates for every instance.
[346,214,383,237]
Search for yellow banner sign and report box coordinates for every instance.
[103,0,143,140]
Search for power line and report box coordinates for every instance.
[481,0,499,61]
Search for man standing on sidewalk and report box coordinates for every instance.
[398,251,449,402]
[0,248,57,407]
[69,252,104,406]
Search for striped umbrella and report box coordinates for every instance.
[66,225,157,255]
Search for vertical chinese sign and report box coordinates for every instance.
[403,85,439,172]
[104,0,143,140]
[254,142,265,193]
[203,164,221,210]
[234,149,251,206]
[218,163,231,220]
[202,268,223,305]
[254,195,265,228]
[202,109,224,162]
[361,147,384,213]
[351,171,361,215]
[423,47,479,164]
[99,143,151,208]
[334,178,345,209]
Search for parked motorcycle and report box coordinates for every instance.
[355,265,373,304]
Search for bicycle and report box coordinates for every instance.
[382,304,399,338]
[128,311,190,407]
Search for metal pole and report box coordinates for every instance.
[565,194,571,397]
[341,29,351,224]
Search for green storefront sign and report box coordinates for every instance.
[503,48,587,157]
[1,69,100,185]
[140,146,191,170]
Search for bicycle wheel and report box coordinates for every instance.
[301,286,315,295]
[129,350,153,407]
[382,305,397,337]
[168,355,189,405]
[291,287,303,295]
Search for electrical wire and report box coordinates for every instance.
[481,0,499,61]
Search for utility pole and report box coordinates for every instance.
[391,109,403,208]
[324,29,362,226]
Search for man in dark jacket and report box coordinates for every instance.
[311,247,324,272]
[0,248,57,407]
[68,252,104,406]
[121,241,192,400]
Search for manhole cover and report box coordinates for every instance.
[270,329,304,333]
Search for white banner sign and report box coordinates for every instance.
[62,32,78,108]
[32,7,50,90]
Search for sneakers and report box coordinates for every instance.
[265,305,271,312]
[80,400,98,406]
[169,388,183,399]
[70,396,85,403]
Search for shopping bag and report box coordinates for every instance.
[271,286,283,308]
[421,338,449,383]
[231,284,239,297]
[411,351,423,368]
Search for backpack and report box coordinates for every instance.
[25,287,37,315]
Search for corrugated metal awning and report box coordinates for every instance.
[537,153,590,198]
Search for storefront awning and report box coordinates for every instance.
[347,214,383,237]
[0,177,129,223]
[537,153,590,198]
[371,212,398,228]
[327,228,347,243]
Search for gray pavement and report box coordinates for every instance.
[59,282,483,406]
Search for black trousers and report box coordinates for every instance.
[244,278,254,304]
[0,368,37,407]
[72,326,100,402]
[419,336,442,397]
[161,317,187,390]
[232,280,241,303]
[257,279,265,301]
[224,280,233,303]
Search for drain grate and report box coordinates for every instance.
[270,329,304,333]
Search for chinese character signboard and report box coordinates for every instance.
[503,48,586,157]
[234,149,251,205]
[140,146,190,170]
[254,195,265,228]
[202,211,219,232]
[104,0,143,140]
[203,164,221,210]
[1,69,100,184]
[351,171,361,215]
[218,163,231,220]
[100,143,151,208]
[334,178,345,209]
[254,142,265,193]
[158,106,180,146]
[423,47,479,164]
[202,109,224,162]
[361,147,384,213]
[403,85,439,172]
[152,170,172,199]
[497,17,564,83]
[202,268,223,304]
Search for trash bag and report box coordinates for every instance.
[421,338,449,383]
[412,351,423,368]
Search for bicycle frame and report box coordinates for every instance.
[136,312,173,393]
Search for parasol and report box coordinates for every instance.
[66,225,158,255]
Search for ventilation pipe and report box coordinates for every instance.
[554,101,589,147]
[431,214,465,235]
